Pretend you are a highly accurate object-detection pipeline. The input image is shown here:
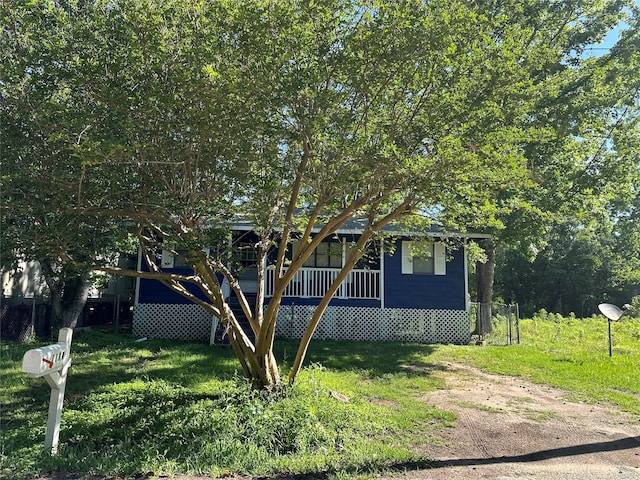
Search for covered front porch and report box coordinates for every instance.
[264,266,381,301]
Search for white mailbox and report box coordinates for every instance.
[21,327,73,454]
[22,342,69,377]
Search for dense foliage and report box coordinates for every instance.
[478,7,640,315]
[496,218,640,317]
[495,214,640,317]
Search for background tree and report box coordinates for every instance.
[496,217,617,316]
[1,3,127,329]
[493,7,640,316]
[471,0,639,327]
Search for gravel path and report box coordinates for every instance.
[384,362,640,480]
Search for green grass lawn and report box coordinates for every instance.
[434,313,640,414]
[2,313,640,479]
[0,332,452,479]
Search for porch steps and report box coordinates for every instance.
[212,294,256,345]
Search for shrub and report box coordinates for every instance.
[628,296,640,318]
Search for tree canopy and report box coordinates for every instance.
[492,7,640,316]
[2,0,637,386]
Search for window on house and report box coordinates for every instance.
[238,243,258,267]
[401,240,446,275]
[412,248,435,275]
[303,241,343,268]
[345,242,381,270]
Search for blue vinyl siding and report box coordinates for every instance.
[137,258,216,304]
[137,237,467,310]
[138,275,207,304]
[384,241,466,310]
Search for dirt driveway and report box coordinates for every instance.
[388,362,640,480]
[41,362,640,480]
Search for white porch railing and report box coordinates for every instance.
[265,267,380,300]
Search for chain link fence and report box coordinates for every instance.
[1,295,133,342]
[0,296,49,342]
[471,302,520,345]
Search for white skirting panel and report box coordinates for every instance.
[133,303,214,341]
[133,303,470,344]
[274,305,470,344]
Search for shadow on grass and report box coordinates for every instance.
[64,332,242,396]
[256,459,434,480]
[276,338,442,377]
[62,387,226,448]
[426,435,640,468]
[2,332,240,437]
[7,332,447,417]
[10,330,446,394]
[258,435,640,478]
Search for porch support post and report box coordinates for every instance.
[134,246,142,308]
[464,241,470,312]
[380,239,385,309]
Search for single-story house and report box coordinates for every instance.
[133,221,489,345]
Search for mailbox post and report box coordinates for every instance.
[22,328,73,454]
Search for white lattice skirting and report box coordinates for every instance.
[134,303,470,344]
[133,303,214,341]
[275,305,469,344]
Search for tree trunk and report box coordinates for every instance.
[60,274,90,328]
[42,262,90,330]
[476,240,495,335]
[288,225,378,383]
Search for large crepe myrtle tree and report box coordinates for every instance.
[3,0,632,387]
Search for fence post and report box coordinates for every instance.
[515,304,520,344]
[507,304,513,345]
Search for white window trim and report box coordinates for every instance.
[160,247,210,269]
[401,241,446,275]
[434,242,446,275]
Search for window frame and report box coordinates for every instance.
[303,241,343,268]
[401,240,446,275]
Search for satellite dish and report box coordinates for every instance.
[598,303,623,322]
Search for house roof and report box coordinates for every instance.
[231,216,491,239]
[337,218,491,239]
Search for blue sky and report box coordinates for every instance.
[588,1,639,54]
